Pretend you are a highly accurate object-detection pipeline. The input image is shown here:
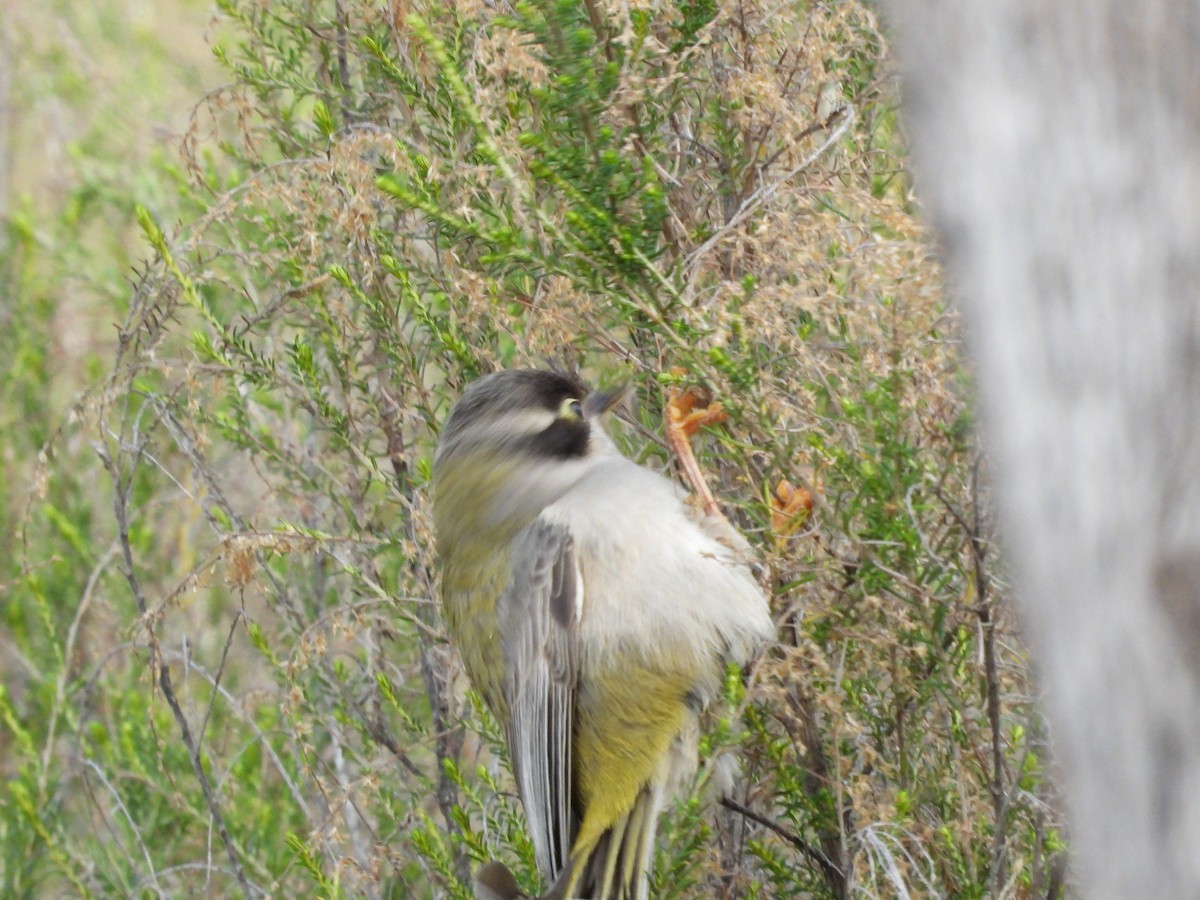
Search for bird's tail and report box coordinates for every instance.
[473,789,661,900]
[542,781,664,900]
[475,722,700,900]
[548,716,700,900]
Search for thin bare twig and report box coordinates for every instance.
[98,426,260,898]
[683,103,856,299]
[720,796,846,895]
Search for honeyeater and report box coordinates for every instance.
[432,369,773,900]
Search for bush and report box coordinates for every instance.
[1,0,1068,896]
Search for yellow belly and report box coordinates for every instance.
[571,658,699,855]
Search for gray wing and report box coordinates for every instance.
[496,515,580,881]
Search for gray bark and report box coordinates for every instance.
[883,3,1200,897]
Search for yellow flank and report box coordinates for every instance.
[570,659,697,858]
[441,551,511,718]
[435,450,523,719]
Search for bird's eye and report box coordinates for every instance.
[560,397,583,420]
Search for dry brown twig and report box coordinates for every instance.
[665,379,730,518]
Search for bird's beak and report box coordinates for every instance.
[583,383,631,418]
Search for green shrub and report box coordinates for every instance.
[1,0,1068,896]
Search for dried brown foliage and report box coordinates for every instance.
[14,0,1073,896]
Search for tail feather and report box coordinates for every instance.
[537,720,698,899]
[472,789,660,900]
[593,809,629,898]
[568,783,662,900]
[621,784,658,893]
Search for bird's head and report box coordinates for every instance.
[432,369,627,550]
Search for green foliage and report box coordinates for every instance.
[1,0,1069,897]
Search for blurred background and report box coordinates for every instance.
[0,1,1069,897]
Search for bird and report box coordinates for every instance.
[432,369,774,900]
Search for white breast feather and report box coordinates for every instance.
[542,458,773,670]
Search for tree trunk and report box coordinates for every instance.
[882,3,1200,897]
